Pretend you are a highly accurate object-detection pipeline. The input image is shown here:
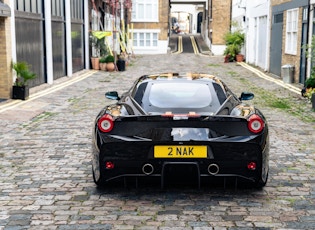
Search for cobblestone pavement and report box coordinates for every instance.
[0,53,315,230]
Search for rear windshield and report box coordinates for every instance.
[148,82,212,108]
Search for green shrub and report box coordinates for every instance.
[105,55,115,63]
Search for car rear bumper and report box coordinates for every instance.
[101,160,259,188]
[92,134,269,188]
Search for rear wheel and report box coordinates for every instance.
[92,165,106,187]
[254,172,268,188]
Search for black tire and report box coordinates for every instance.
[254,173,268,189]
[92,166,106,187]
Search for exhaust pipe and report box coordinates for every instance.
[142,163,154,175]
[208,164,219,175]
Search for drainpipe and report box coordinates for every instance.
[9,0,16,65]
[44,0,53,84]
[84,0,90,70]
[230,0,232,31]
[65,0,73,77]
[307,0,313,80]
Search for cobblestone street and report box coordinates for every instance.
[0,53,315,229]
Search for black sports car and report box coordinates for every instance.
[92,73,269,188]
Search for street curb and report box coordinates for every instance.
[238,62,302,95]
[0,70,97,114]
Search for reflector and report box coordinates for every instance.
[247,162,256,170]
[105,161,115,169]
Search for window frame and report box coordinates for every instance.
[131,0,158,22]
[132,29,160,49]
[15,0,42,14]
[285,8,299,55]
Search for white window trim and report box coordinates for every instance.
[131,0,159,22]
[285,8,298,55]
[132,29,160,49]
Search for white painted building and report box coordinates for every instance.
[171,3,204,34]
[232,0,270,71]
[307,0,315,78]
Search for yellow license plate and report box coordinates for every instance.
[154,146,207,158]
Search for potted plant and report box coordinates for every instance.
[223,30,245,62]
[302,75,315,110]
[99,57,107,71]
[90,34,107,70]
[224,43,240,62]
[105,55,115,72]
[307,88,315,110]
[12,61,37,100]
[302,35,315,109]
[116,55,126,71]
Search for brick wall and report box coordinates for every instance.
[271,0,291,5]
[0,14,12,99]
[211,0,231,45]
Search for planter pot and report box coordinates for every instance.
[100,63,107,71]
[117,59,126,71]
[91,57,100,70]
[106,62,115,72]
[12,85,29,100]
[236,54,244,62]
[312,93,315,110]
[224,55,230,63]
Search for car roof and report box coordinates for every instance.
[131,73,229,115]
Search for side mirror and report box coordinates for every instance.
[239,92,254,101]
[105,91,120,100]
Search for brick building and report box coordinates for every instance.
[170,0,232,56]
[208,0,232,55]
[270,0,308,84]
[0,0,12,99]
[130,0,170,54]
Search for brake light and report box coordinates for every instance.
[98,114,114,132]
[247,114,264,133]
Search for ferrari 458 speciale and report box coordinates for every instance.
[92,73,269,188]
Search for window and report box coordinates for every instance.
[285,8,298,55]
[70,0,83,20]
[15,0,42,13]
[148,83,212,109]
[51,0,64,17]
[273,13,283,24]
[133,30,159,48]
[132,0,158,22]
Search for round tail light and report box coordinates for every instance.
[247,114,264,133]
[98,114,114,132]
